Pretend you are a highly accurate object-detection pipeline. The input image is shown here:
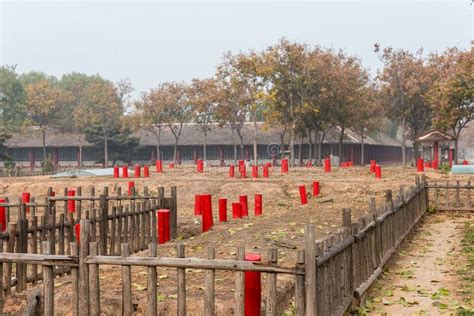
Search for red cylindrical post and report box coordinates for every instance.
[0,198,6,232]
[244,253,262,316]
[281,159,289,173]
[375,165,382,179]
[232,202,242,219]
[194,194,202,216]
[239,195,248,217]
[238,160,245,173]
[324,158,331,173]
[218,198,227,222]
[370,160,376,173]
[417,158,424,172]
[201,194,213,232]
[313,181,320,197]
[254,194,262,216]
[134,164,141,177]
[262,166,269,178]
[299,185,308,205]
[163,209,170,242]
[157,210,165,244]
[113,165,119,178]
[143,165,150,177]
[229,164,235,178]
[22,192,31,213]
[127,181,135,196]
[252,165,258,178]
[156,160,163,173]
[122,166,129,178]
[241,165,247,178]
[75,223,81,245]
[67,189,76,212]
[197,159,204,173]
[425,161,431,168]
[463,160,469,165]
[169,162,175,169]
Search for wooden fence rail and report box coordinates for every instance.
[2,175,471,315]
[426,179,473,211]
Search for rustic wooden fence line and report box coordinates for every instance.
[0,185,177,295]
[426,179,473,211]
[0,175,452,315]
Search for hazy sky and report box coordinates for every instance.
[1,0,472,96]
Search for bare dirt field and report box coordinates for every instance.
[0,165,472,314]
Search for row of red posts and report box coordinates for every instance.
[340,161,353,167]
[298,181,320,205]
[194,194,263,232]
[228,162,272,179]
[369,160,382,179]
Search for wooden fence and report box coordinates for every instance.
[426,179,473,211]
[0,185,177,295]
[0,175,441,315]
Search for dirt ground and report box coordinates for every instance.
[0,165,472,314]
[365,212,473,315]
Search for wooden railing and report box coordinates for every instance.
[426,180,473,211]
[0,176,434,315]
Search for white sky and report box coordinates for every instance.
[1,0,472,97]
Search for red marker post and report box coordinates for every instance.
[22,192,31,213]
[113,165,119,178]
[254,194,262,216]
[134,164,141,178]
[239,195,248,217]
[370,160,376,173]
[232,202,242,219]
[299,185,308,205]
[201,194,213,232]
[375,165,382,179]
[244,253,262,316]
[218,198,227,222]
[157,210,165,244]
[240,165,247,179]
[324,158,331,173]
[229,165,235,178]
[197,159,204,173]
[75,223,81,245]
[262,165,269,178]
[252,165,259,178]
[143,165,150,177]
[67,189,76,212]
[281,159,289,173]
[313,181,320,197]
[463,160,469,165]
[127,181,135,196]
[0,198,6,232]
[156,160,163,173]
[417,158,424,172]
[122,166,129,178]
[169,162,175,169]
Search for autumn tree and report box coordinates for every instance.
[375,45,433,165]
[76,80,124,167]
[24,78,71,162]
[189,78,219,161]
[429,49,473,163]
[0,65,27,131]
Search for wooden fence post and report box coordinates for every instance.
[71,242,79,316]
[99,195,108,256]
[304,225,316,316]
[266,248,278,316]
[170,186,178,239]
[89,242,100,316]
[42,241,54,316]
[204,247,216,316]
[147,243,157,316]
[79,219,90,316]
[235,246,245,316]
[177,243,186,316]
[295,249,305,316]
[121,243,133,316]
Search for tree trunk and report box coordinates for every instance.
[155,131,161,161]
[104,136,108,168]
[454,132,459,165]
[290,124,295,167]
[413,141,420,160]
[308,128,313,163]
[360,129,365,166]
[173,139,178,163]
[279,133,285,159]
[79,144,83,168]
[401,120,406,167]
[203,131,207,161]
[253,117,258,166]
[317,132,323,166]
[239,134,244,160]
[298,134,304,166]
[338,126,345,162]
[41,127,47,162]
